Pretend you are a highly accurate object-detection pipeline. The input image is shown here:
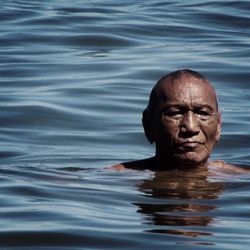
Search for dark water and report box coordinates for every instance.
[1,0,250,249]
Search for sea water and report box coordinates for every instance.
[1,0,250,249]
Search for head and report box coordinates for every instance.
[143,69,221,168]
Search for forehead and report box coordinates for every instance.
[155,77,217,109]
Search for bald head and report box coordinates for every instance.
[146,69,218,115]
[143,69,221,146]
[142,69,222,167]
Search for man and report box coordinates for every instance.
[111,69,247,172]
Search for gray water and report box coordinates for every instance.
[1,0,250,249]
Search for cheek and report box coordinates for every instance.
[201,124,219,153]
[161,116,175,127]
[158,120,179,140]
[203,122,219,140]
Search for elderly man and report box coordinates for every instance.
[111,69,246,172]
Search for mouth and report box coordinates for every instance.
[175,141,203,152]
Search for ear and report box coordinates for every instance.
[142,108,155,144]
[215,111,222,143]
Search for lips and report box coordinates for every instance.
[175,141,203,152]
[177,141,203,146]
[181,141,201,146]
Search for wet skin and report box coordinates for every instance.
[151,76,221,168]
[109,70,249,173]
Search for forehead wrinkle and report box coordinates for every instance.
[145,70,219,117]
[155,77,218,111]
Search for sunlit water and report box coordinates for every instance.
[1,0,250,249]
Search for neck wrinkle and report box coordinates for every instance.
[153,153,208,171]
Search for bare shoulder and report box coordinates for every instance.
[105,163,127,171]
[105,158,156,171]
[209,160,250,174]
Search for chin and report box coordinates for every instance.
[175,152,208,166]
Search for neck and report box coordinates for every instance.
[153,154,208,171]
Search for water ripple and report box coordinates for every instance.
[1,0,250,249]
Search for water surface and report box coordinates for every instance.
[1,0,250,249]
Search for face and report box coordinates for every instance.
[151,76,221,166]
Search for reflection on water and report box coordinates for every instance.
[1,0,250,248]
[136,169,224,240]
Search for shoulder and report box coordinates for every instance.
[209,160,250,174]
[105,163,127,171]
[106,158,155,171]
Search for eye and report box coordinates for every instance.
[163,109,183,119]
[197,110,210,116]
[196,109,213,120]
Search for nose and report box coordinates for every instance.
[179,111,200,137]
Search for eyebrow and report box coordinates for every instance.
[160,103,215,111]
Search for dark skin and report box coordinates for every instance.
[148,75,221,169]
[109,69,248,173]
